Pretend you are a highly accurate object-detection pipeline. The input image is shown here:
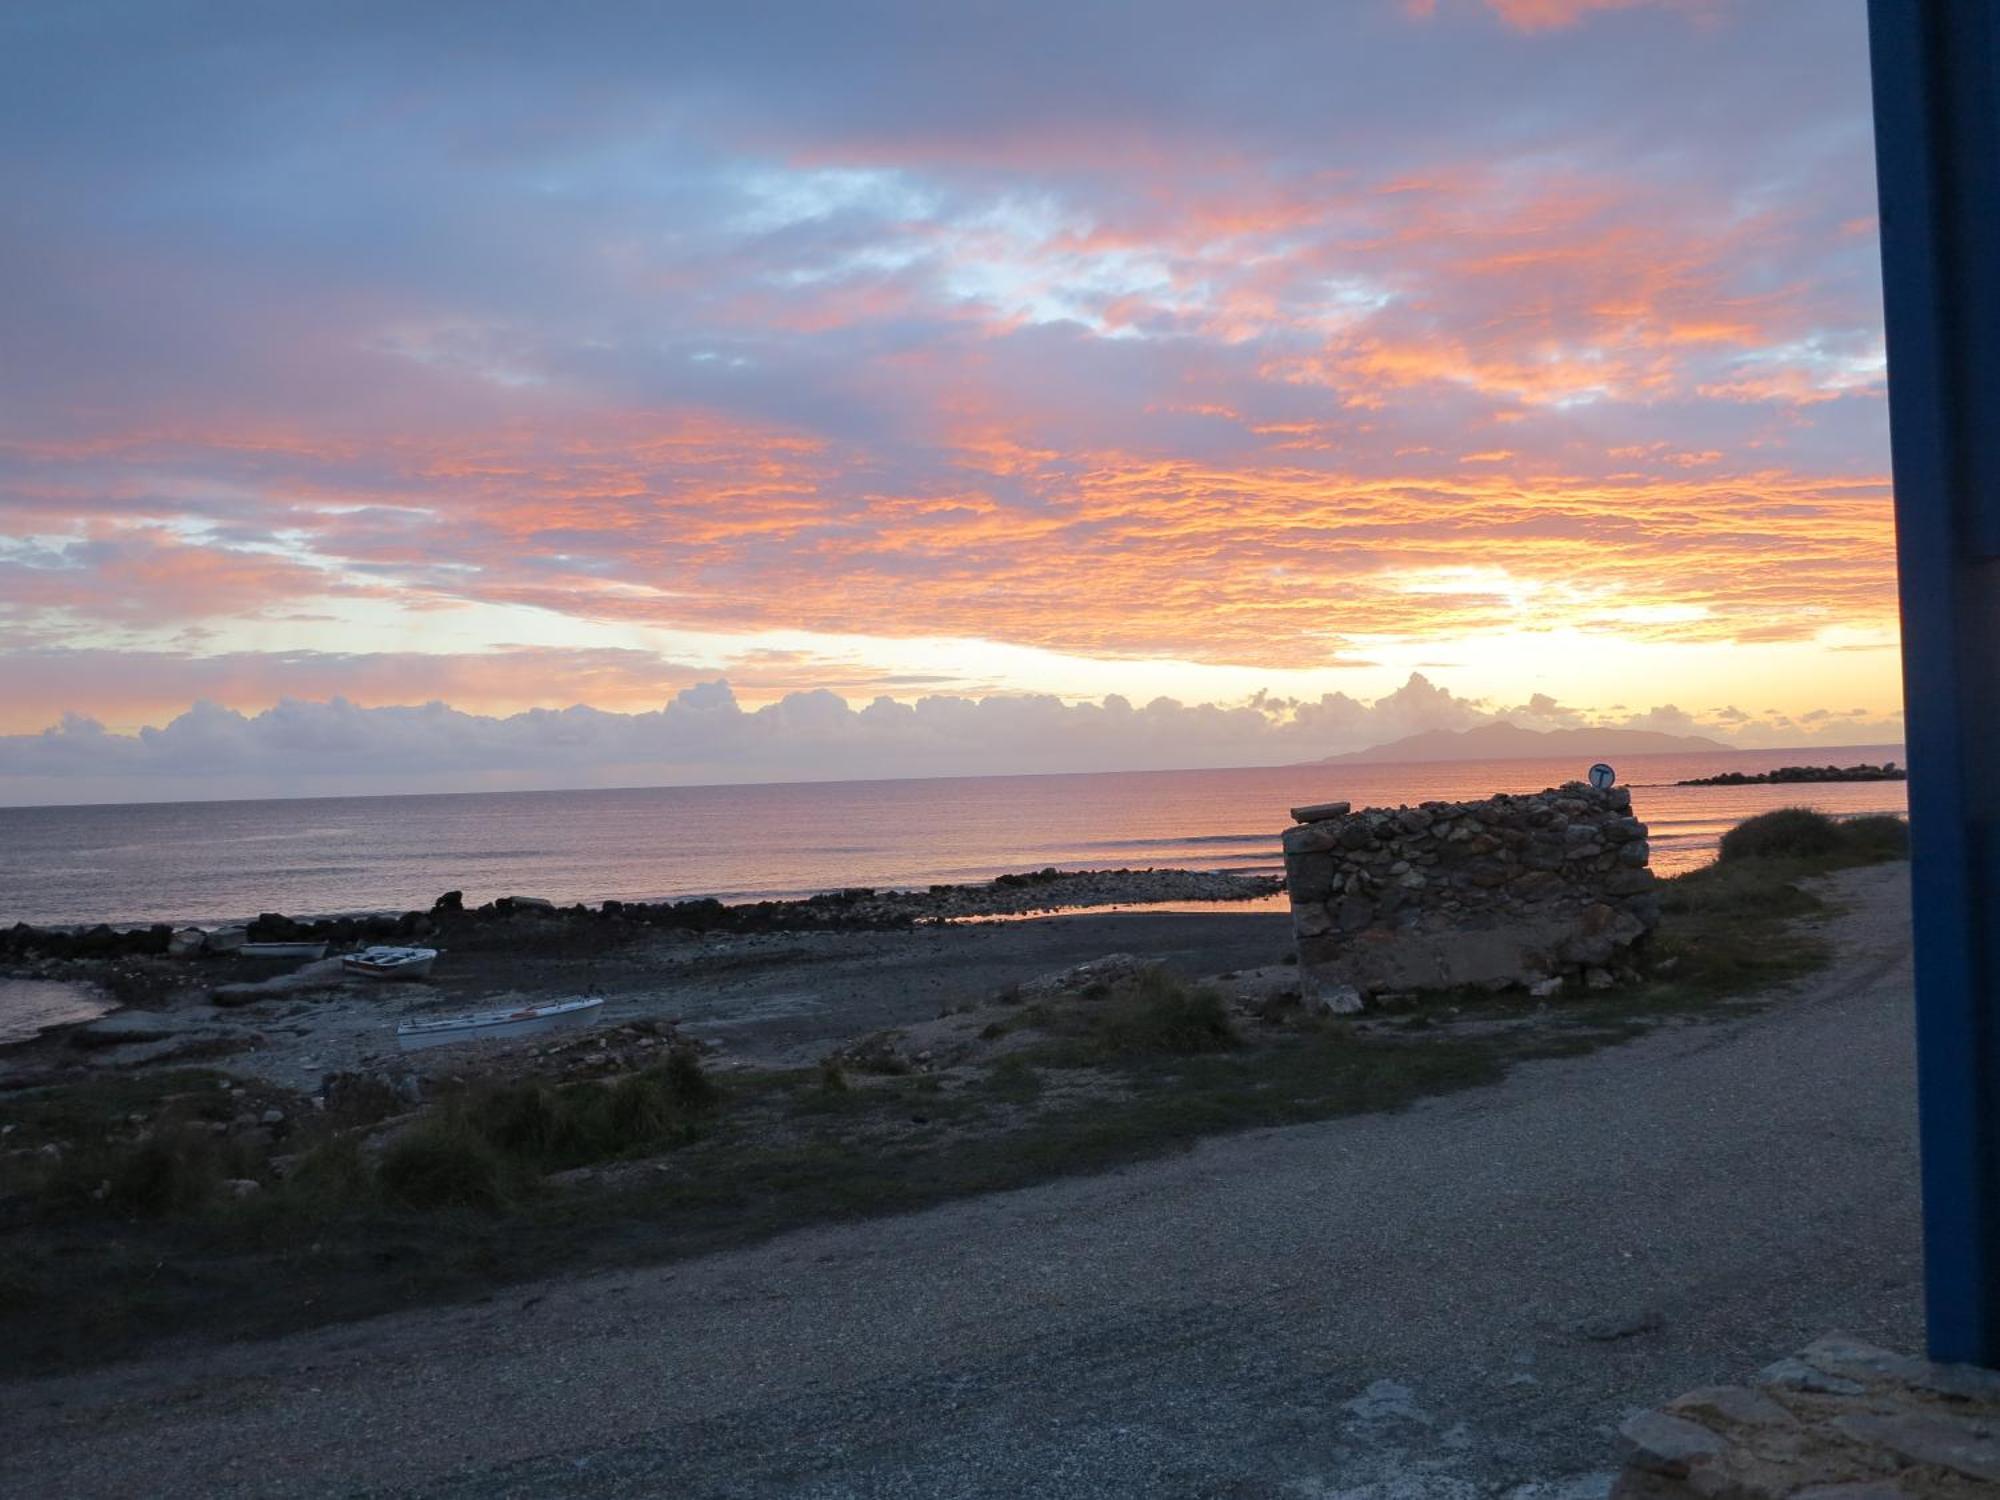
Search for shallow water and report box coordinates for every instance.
[0,979,112,1045]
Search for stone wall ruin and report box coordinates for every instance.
[1282,782,1659,1011]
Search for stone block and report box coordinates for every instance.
[1292,901,1334,938]
[1289,800,1351,823]
[1287,852,1337,902]
[1283,821,1345,855]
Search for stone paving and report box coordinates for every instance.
[1613,1333,2000,1497]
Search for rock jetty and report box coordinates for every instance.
[1282,782,1658,1009]
[1676,761,1904,786]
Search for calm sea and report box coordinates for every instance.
[0,746,1907,929]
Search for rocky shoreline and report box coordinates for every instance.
[1675,761,1904,787]
[0,866,1283,965]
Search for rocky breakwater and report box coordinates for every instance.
[1281,782,1658,1011]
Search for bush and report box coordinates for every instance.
[1097,969,1239,1056]
[377,1120,513,1210]
[1719,808,1846,862]
[278,1137,375,1217]
[985,1054,1044,1102]
[80,1129,223,1217]
[1718,807,1909,864]
[1839,814,1910,861]
[660,1048,718,1112]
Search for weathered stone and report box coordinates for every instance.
[1290,800,1351,823]
[167,927,206,957]
[1619,1411,1727,1477]
[1283,821,1346,855]
[1287,856,1337,903]
[1604,867,1657,896]
[1613,1333,2000,1497]
[1292,901,1334,938]
[1757,1356,1866,1397]
[1669,1385,1794,1430]
[1334,896,1375,932]
[1521,842,1566,872]
[1302,979,1363,1015]
[1829,1412,2000,1483]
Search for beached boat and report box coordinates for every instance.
[395,995,603,1051]
[240,941,329,960]
[342,945,439,981]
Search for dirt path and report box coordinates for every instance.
[0,863,1921,1499]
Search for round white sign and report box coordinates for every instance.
[1588,762,1616,790]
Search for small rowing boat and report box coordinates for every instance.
[395,995,603,1051]
[240,941,329,961]
[342,945,439,981]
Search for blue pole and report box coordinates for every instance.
[1868,0,2000,1367]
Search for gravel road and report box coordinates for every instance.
[0,863,1922,1499]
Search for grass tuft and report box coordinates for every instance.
[1093,968,1240,1056]
[377,1118,515,1211]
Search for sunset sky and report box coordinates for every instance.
[0,0,1904,800]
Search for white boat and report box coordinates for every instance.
[240,941,329,960]
[342,945,439,981]
[395,995,603,1052]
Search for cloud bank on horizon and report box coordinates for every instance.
[0,0,1900,800]
[0,674,1903,807]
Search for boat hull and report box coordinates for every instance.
[240,942,329,960]
[396,996,603,1052]
[342,946,439,981]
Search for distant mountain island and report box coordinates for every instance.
[1319,720,1729,766]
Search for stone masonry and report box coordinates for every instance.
[1281,781,1658,1011]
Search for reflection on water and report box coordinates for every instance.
[0,979,113,1045]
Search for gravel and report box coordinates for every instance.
[0,863,1921,1500]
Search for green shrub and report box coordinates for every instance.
[105,1127,226,1217]
[1839,814,1910,860]
[377,1120,513,1210]
[660,1048,718,1112]
[1719,807,1846,862]
[1718,807,1909,864]
[456,1066,707,1172]
[468,1083,567,1159]
[1097,969,1239,1056]
[278,1136,375,1217]
[603,1072,679,1145]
